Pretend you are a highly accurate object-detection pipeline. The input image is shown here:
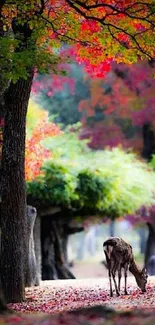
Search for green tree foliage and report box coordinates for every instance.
[27,133,155,219]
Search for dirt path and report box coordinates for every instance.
[70,260,108,278]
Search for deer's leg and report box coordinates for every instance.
[118,266,122,292]
[108,265,113,297]
[104,252,113,297]
[112,263,120,296]
[124,263,128,295]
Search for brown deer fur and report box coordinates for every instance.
[103,237,148,297]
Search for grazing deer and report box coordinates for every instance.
[103,237,148,297]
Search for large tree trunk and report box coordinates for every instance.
[145,222,155,275]
[0,71,34,303]
[41,214,83,280]
[0,2,11,309]
[0,280,12,314]
[0,0,10,189]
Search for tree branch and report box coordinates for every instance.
[66,0,155,60]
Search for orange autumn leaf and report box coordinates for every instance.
[25,109,62,181]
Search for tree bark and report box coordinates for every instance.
[0,279,13,314]
[0,71,34,303]
[0,0,10,192]
[145,222,155,275]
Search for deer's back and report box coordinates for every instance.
[103,237,133,266]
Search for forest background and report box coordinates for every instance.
[1,0,155,310]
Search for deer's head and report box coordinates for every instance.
[136,267,148,293]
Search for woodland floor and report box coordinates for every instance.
[8,276,155,313]
[1,275,154,324]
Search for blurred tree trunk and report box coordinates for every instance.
[52,220,76,279]
[109,220,115,237]
[41,217,57,280]
[137,226,147,254]
[41,214,83,280]
[141,123,155,274]
[145,222,155,275]
[33,214,42,285]
[25,206,40,287]
[142,123,155,161]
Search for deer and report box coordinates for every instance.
[103,237,148,297]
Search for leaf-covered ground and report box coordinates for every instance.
[1,277,155,324]
[8,277,155,313]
